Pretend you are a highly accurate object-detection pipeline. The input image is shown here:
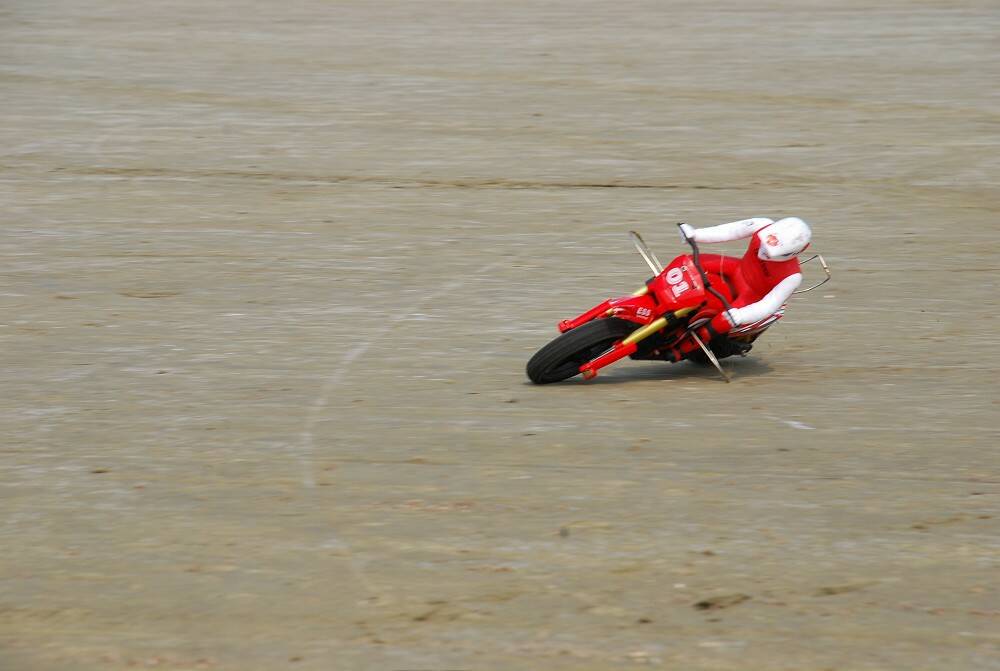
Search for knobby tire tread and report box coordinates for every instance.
[526,318,636,384]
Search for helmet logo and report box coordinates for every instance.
[765,234,780,247]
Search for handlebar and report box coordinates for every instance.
[676,222,735,316]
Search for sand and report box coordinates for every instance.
[1,1,998,669]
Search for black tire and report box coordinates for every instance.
[526,318,636,384]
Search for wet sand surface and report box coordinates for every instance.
[2,1,999,669]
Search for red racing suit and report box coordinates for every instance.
[669,218,804,360]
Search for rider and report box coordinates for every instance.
[664,216,812,362]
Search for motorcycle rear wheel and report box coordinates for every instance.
[526,318,636,384]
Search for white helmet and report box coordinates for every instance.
[757,217,812,261]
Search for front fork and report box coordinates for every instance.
[579,306,695,380]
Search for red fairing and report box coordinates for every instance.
[646,255,704,309]
[558,254,735,334]
[647,255,733,313]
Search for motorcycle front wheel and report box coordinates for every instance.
[526,318,636,384]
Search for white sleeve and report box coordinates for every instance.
[729,273,802,326]
[691,217,774,244]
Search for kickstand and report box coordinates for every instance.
[689,331,731,383]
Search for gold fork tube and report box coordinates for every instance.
[620,307,696,347]
[622,317,667,346]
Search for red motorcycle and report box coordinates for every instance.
[526,225,829,384]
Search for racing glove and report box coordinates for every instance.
[678,223,696,243]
